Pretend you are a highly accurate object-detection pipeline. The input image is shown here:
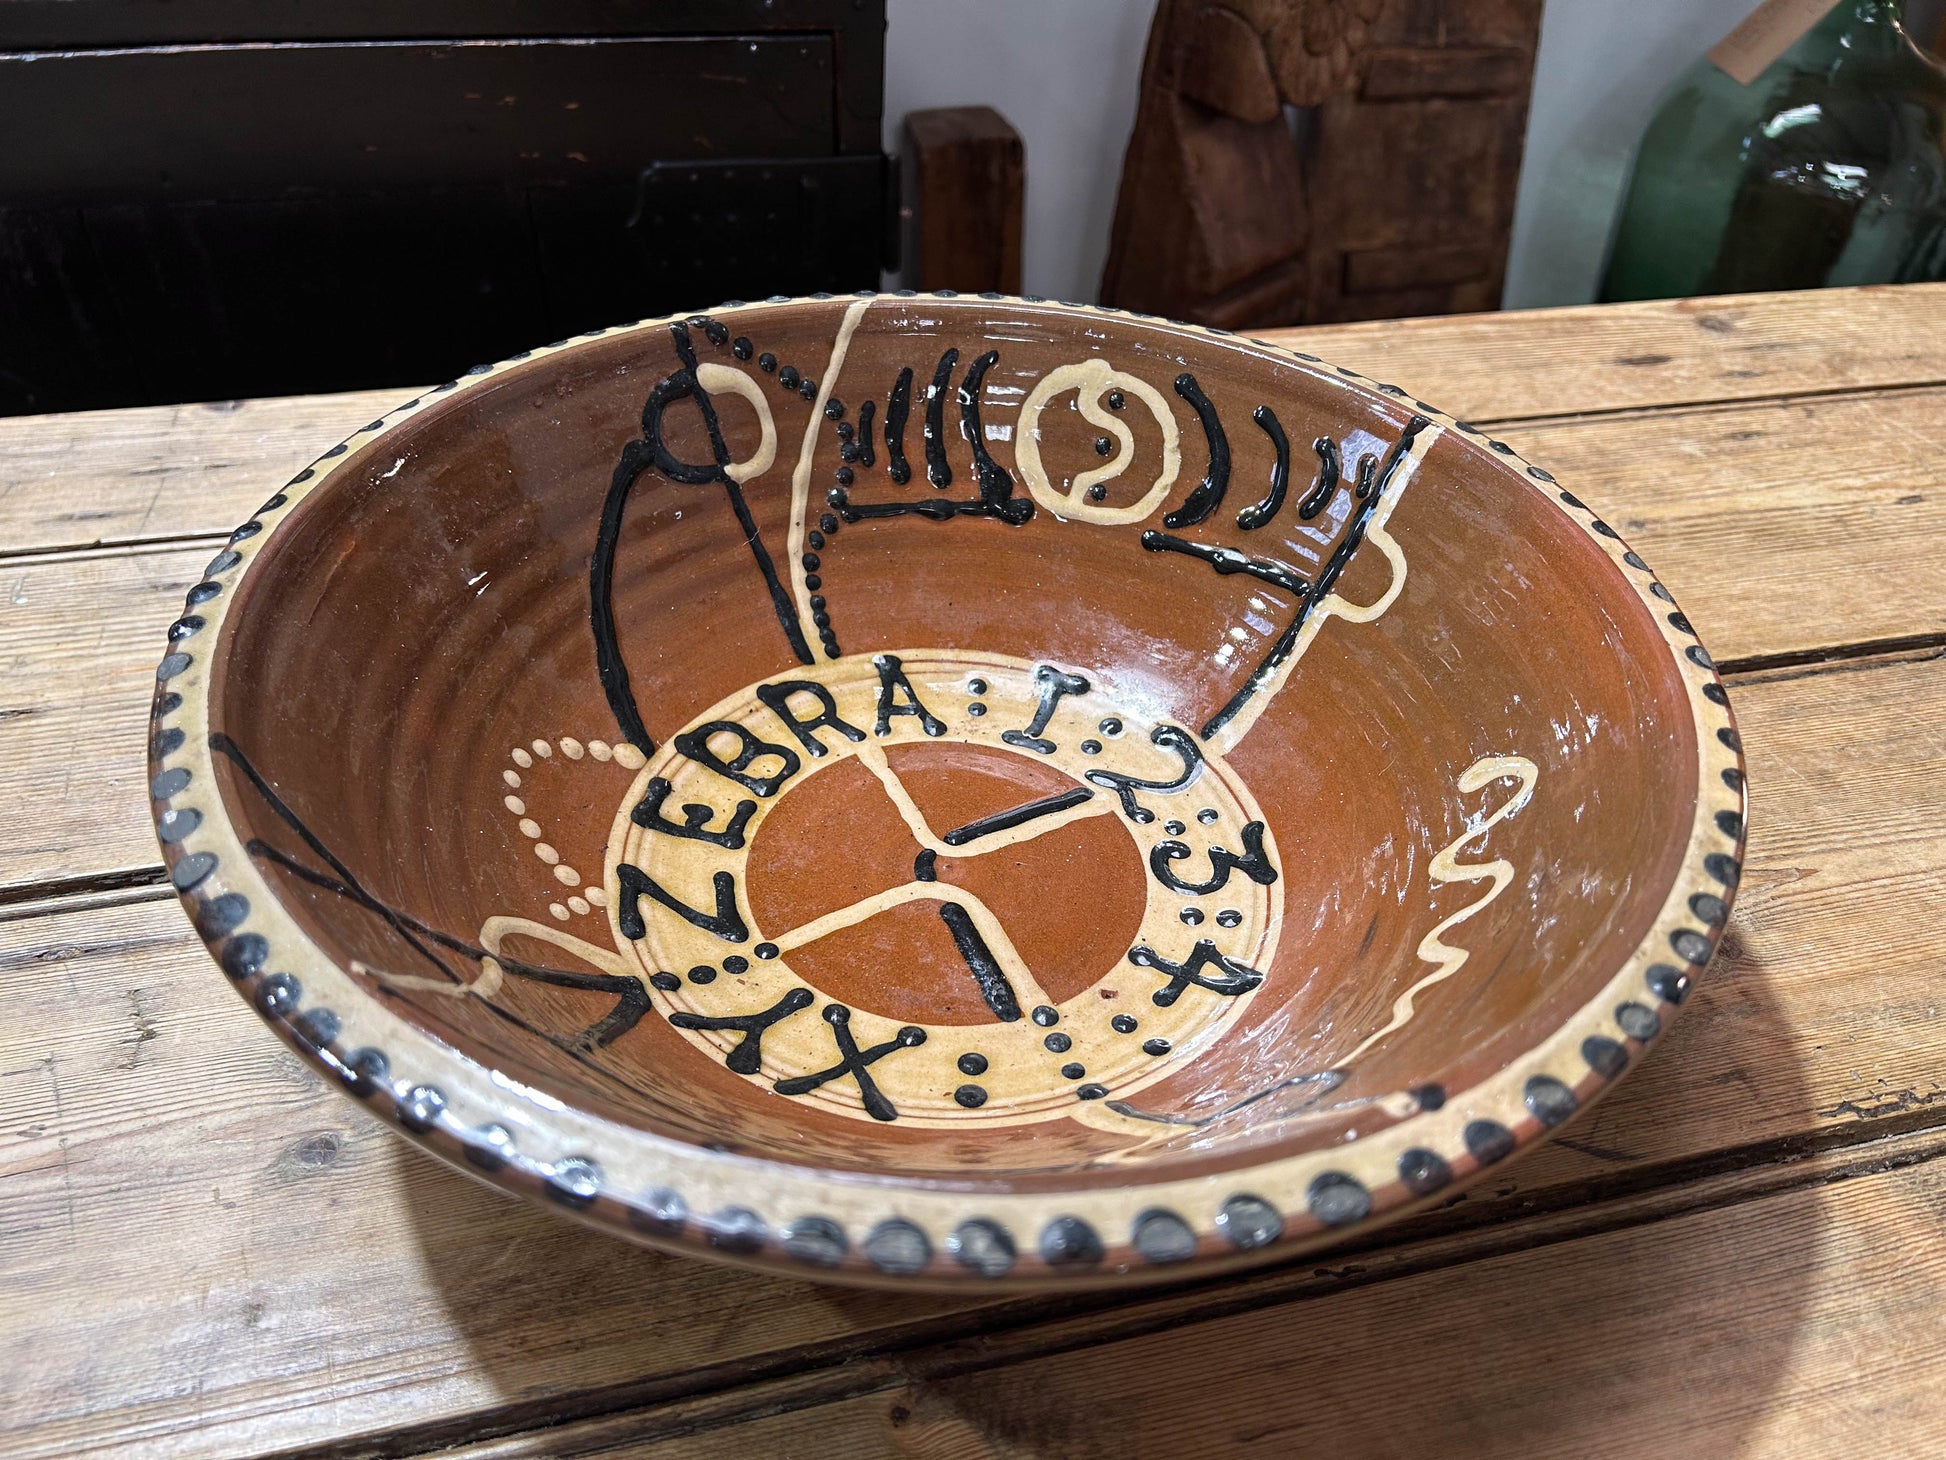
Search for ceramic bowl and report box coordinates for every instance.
[148,294,1745,1287]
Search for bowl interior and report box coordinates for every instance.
[210,298,1695,1191]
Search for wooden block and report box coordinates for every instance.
[900,107,1024,295]
[1100,0,1542,326]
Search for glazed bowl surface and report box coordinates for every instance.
[148,294,1744,1287]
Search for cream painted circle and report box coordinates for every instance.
[606,650,1283,1129]
[1013,360,1183,525]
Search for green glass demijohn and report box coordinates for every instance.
[1601,0,1946,301]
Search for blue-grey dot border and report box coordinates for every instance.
[144,292,1748,1283]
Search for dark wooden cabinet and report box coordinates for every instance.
[0,1,892,414]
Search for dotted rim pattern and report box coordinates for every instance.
[146,291,1748,1289]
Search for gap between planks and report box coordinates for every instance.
[1464,372,1946,431]
[0,532,232,570]
[1719,631,1946,679]
[0,874,171,924]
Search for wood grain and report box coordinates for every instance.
[1500,386,1946,664]
[4,649,1942,1458]
[0,391,399,556]
[1276,281,1946,422]
[1,286,1941,559]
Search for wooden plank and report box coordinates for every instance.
[1497,386,1946,664]
[7,378,1941,898]
[0,389,399,555]
[0,546,220,895]
[1271,281,1946,422]
[559,1155,1946,1459]
[3,649,1943,1457]
[1,285,1941,555]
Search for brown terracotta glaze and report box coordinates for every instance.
[149,295,1745,1285]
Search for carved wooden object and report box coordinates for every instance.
[1101,0,1543,329]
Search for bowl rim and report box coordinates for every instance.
[147,291,1748,1288]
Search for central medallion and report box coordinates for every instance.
[608,650,1283,1127]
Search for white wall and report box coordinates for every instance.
[886,0,1945,311]
[883,0,1157,302]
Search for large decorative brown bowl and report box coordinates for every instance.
[148,294,1745,1287]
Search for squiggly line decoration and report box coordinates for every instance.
[1337,754,1540,1067]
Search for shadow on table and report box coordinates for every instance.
[405,926,1818,1457]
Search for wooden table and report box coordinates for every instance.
[4,285,1944,1459]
